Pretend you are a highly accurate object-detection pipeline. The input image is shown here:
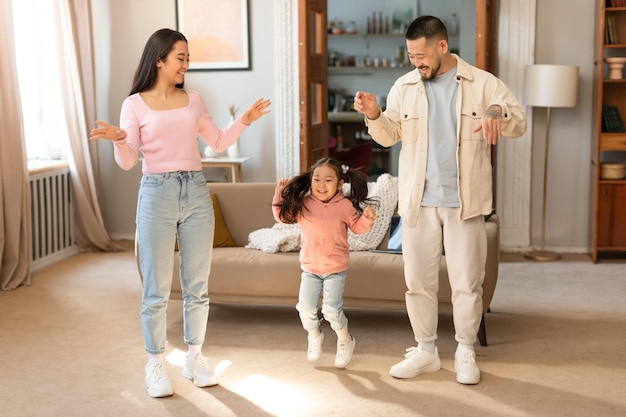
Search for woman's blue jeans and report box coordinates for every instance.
[136,171,214,355]
[297,271,348,332]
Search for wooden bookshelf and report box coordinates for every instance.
[591,1,626,261]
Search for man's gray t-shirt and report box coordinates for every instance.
[422,66,460,207]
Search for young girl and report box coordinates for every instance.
[273,158,377,369]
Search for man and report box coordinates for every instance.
[354,15,526,385]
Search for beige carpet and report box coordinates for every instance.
[1,243,625,417]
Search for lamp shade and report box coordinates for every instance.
[524,65,579,108]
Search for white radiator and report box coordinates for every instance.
[29,167,77,271]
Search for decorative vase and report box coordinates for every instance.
[227,140,240,158]
[605,57,626,80]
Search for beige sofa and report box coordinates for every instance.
[144,182,499,346]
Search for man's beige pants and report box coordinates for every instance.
[402,207,487,345]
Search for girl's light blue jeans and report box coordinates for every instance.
[297,270,348,332]
[136,171,214,355]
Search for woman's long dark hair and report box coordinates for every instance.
[129,28,187,95]
[276,158,378,224]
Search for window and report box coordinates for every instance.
[12,0,68,161]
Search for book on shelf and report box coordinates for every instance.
[602,105,625,133]
[609,0,626,8]
[605,15,619,44]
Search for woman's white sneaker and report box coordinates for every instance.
[145,360,174,398]
[183,353,219,387]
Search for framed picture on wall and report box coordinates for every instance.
[175,0,251,71]
[389,0,419,34]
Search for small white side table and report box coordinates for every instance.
[201,156,252,183]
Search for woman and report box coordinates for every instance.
[90,28,270,397]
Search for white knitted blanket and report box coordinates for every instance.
[245,223,301,253]
[345,173,399,251]
[246,174,398,253]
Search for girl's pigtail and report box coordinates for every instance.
[344,167,379,214]
[278,173,311,223]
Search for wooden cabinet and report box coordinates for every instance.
[597,184,626,249]
[591,1,626,261]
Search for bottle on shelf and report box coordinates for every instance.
[371,11,377,34]
[449,13,459,36]
[396,46,406,67]
[328,50,337,67]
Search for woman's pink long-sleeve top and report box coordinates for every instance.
[273,186,374,275]
[113,89,247,173]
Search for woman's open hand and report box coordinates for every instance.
[241,98,271,124]
[90,121,127,141]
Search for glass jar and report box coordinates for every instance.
[345,21,357,34]
[331,20,344,35]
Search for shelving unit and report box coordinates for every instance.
[328,66,408,75]
[328,33,410,70]
[591,1,626,262]
[327,32,405,178]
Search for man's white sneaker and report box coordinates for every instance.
[389,346,441,379]
[145,360,174,398]
[455,349,480,385]
[307,331,324,362]
[335,336,356,369]
[183,353,219,387]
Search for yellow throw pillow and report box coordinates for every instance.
[210,192,235,247]
[174,192,235,250]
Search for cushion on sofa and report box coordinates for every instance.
[211,192,235,247]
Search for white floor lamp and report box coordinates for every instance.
[523,64,579,262]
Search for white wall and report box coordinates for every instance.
[93,0,598,253]
[529,0,595,252]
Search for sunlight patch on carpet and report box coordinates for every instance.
[234,374,307,415]
[166,348,232,376]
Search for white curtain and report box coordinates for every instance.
[54,0,122,252]
[2,0,124,291]
[0,0,31,290]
